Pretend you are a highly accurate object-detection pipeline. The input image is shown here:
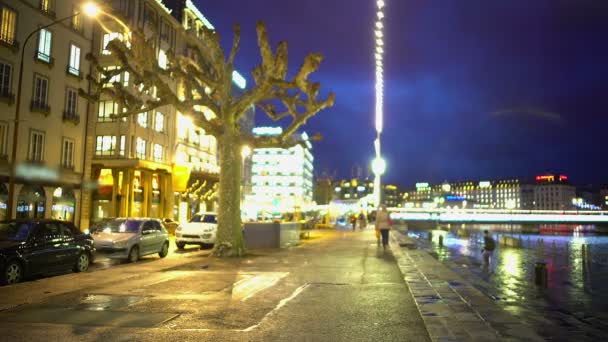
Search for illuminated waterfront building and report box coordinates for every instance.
[533,174,575,210]
[0,0,94,222]
[244,127,313,217]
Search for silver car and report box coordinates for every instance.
[91,218,169,263]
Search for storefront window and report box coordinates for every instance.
[51,187,75,222]
[150,174,161,218]
[17,186,45,219]
[132,170,144,217]
[92,169,114,221]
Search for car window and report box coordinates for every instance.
[0,222,32,241]
[142,220,156,232]
[91,220,141,233]
[190,214,217,223]
[44,223,61,237]
[59,223,74,237]
[151,221,163,231]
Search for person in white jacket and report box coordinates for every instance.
[375,204,392,249]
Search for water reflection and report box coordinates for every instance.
[406,223,608,323]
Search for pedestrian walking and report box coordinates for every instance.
[358,212,366,230]
[376,205,392,249]
[482,230,496,266]
[350,214,357,231]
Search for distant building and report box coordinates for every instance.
[403,174,577,210]
[533,174,575,210]
[332,178,399,207]
[244,127,313,217]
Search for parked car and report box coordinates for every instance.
[91,218,169,263]
[0,219,95,285]
[175,213,217,249]
[162,218,180,235]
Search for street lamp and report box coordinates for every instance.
[6,2,100,219]
[371,157,386,207]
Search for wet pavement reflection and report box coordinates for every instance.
[404,223,608,340]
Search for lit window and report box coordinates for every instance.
[29,130,45,162]
[137,112,148,128]
[37,29,53,63]
[71,6,82,31]
[102,66,129,87]
[95,135,117,156]
[158,49,168,69]
[0,7,17,45]
[97,101,119,122]
[68,44,81,76]
[102,32,129,54]
[61,137,74,169]
[39,0,54,15]
[119,135,126,156]
[153,144,163,162]
[154,112,164,132]
[136,137,146,159]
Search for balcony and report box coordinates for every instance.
[0,36,19,52]
[66,66,81,78]
[62,111,80,124]
[35,52,54,66]
[31,101,50,115]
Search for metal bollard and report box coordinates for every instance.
[428,232,433,241]
[534,262,548,287]
[438,235,444,247]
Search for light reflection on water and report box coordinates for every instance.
[406,223,608,318]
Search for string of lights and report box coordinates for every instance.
[372,0,387,207]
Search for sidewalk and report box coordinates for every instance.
[390,229,544,341]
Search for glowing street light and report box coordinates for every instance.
[372,157,386,176]
[82,2,101,17]
[372,0,386,207]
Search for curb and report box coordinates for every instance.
[389,231,544,341]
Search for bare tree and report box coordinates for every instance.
[82,22,334,257]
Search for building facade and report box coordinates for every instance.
[244,127,314,218]
[0,0,94,222]
[81,0,247,228]
[403,174,577,210]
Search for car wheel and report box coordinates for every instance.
[128,245,139,263]
[159,242,169,258]
[3,261,23,285]
[176,241,185,250]
[73,252,90,273]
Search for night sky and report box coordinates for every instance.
[197,0,608,187]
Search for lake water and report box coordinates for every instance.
[402,222,608,340]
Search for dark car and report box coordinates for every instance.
[0,219,96,285]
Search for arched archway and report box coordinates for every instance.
[17,185,46,219]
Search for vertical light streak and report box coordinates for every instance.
[373,0,386,207]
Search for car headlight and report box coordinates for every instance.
[203,227,215,232]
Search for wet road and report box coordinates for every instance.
[0,230,430,341]
[404,223,608,340]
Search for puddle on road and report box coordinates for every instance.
[77,294,146,311]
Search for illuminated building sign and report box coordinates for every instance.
[536,174,569,183]
[536,175,555,182]
[253,126,283,136]
[416,182,429,189]
[479,181,491,188]
[446,195,465,201]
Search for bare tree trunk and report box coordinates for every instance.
[214,125,244,257]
